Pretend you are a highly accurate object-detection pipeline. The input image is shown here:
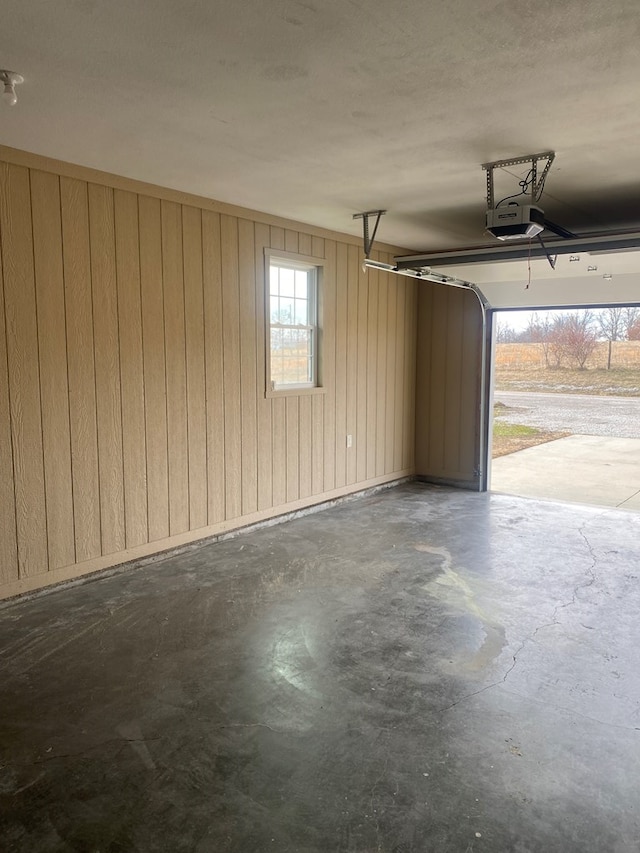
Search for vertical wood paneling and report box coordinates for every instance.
[414,286,432,473]
[271,396,287,506]
[312,237,325,258]
[238,219,258,516]
[61,177,102,561]
[334,243,348,488]
[114,189,148,547]
[443,287,463,472]
[183,205,208,530]
[459,290,482,477]
[298,233,312,256]
[384,275,398,474]
[404,280,417,470]
[428,286,448,471]
[0,223,19,583]
[161,200,189,533]
[286,396,300,502]
[393,279,406,473]
[298,394,312,499]
[138,194,169,542]
[0,165,48,578]
[255,224,272,511]
[284,229,298,254]
[0,150,420,599]
[311,394,324,495]
[202,210,226,523]
[375,264,388,477]
[356,260,368,482]
[270,227,285,251]
[414,284,482,484]
[346,245,359,486]
[31,171,75,569]
[89,183,126,555]
[220,215,242,519]
[322,240,337,492]
[365,265,378,480]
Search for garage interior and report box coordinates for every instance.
[2,1,640,851]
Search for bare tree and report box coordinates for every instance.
[628,316,640,341]
[597,307,626,369]
[623,307,639,338]
[495,318,517,343]
[549,311,598,369]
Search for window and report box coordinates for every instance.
[268,255,320,391]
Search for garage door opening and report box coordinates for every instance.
[489,307,640,511]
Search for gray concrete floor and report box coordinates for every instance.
[1,483,640,852]
[492,434,640,510]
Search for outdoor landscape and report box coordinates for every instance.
[492,307,640,458]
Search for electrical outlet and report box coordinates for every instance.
[346,434,353,448]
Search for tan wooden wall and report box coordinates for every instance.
[414,284,483,488]
[0,151,417,599]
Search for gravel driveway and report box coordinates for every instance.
[494,390,640,439]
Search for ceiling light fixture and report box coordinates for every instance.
[0,70,24,106]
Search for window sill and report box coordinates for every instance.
[265,386,327,399]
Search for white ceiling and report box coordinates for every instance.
[3,0,640,251]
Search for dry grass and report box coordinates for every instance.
[492,403,569,458]
[495,366,640,396]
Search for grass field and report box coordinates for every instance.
[495,366,640,396]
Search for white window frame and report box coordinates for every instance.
[265,249,325,397]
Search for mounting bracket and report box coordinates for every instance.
[536,234,557,270]
[353,210,386,258]
[481,151,555,209]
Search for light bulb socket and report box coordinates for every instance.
[0,70,24,106]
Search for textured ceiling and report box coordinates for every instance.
[2,0,640,251]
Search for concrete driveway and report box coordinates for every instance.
[491,435,640,510]
[491,392,640,511]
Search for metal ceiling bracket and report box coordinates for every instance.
[353,210,386,258]
[536,234,557,270]
[481,151,555,208]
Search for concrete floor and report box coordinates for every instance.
[1,483,640,852]
[492,434,640,510]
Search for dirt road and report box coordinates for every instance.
[494,390,640,438]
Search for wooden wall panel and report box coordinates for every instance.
[415,284,483,486]
[220,215,242,519]
[393,279,407,474]
[161,200,189,535]
[255,223,272,511]
[286,396,300,502]
[298,395,312,499]
[183,205,208,530]
[31,171,75,570]
[89,183,126,555]
[334,244,348,489]
[238,219,258,516]
[138,194,169,542]
[202,211,226,524]
[0,148,418,600]
[384,275,398,474]
[365,265,379,480]
[61,177,102,562]
[375,264,388,478]
[0,164,48,577]
[356,260,368,483]
[0,222,18,584]
[345,245,359,486]
[114,190,148,547]
[321,240,337,493]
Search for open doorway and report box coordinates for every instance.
[489,306,640,510]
